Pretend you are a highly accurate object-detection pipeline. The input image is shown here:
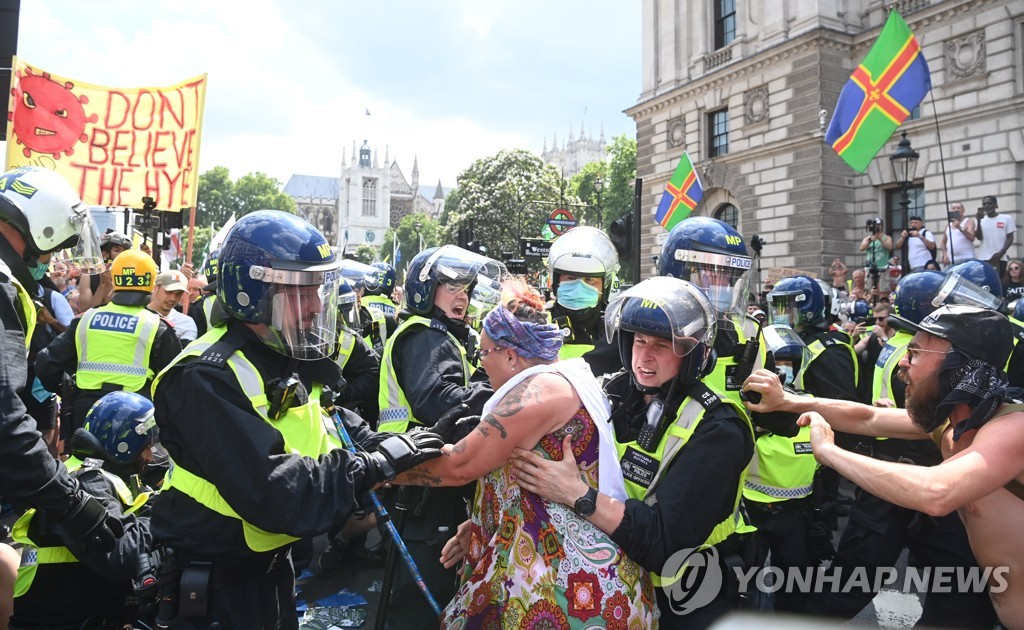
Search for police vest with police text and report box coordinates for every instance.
[75,303,161,392]
[12,457,148,597]
[613,381,753,587]
[708,314,766,412]
[742,425,816,504]
[152,327,342,553]
[377,315,471,434]
[363,294,397,319]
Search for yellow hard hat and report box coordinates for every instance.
[110,249,157,293]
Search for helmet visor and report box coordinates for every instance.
[672,250,752,317]
[605,276,716,357]
[422,245,507,287]
[468,274,501,321]
[762,324,810,366]
[52,211,105,276]
[339,260,384,293]
[935,274,1002,311]
[256,262,341,360]
[337,290,361,333]
[133,406,168,466]
[767,291,802,328]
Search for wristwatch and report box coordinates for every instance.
[573,487,598,517]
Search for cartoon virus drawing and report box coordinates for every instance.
[7,67,98,159]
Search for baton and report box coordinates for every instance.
[328,409,443,617]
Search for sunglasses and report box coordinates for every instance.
[905,346,951,365]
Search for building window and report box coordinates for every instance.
[362,178,377,217]
[708,109,729,157]
[884,184,925,241]
[714,0,736,50]
[714,203,739,229]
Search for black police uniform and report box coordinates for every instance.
[603,372,754,629]
[34,295,182,433]
[335,334,381,426]
[383,309,493,630]
[548,302,622,378]
[10,462,154,629]
[150,321,391,628]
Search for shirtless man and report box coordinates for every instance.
[743,305,1024,628]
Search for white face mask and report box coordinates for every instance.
[778,364,795,386]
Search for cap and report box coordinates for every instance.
[155,270,189,292]
[901,305,1012,367]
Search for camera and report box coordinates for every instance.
[865,218,883,234]
[750,234,766,254]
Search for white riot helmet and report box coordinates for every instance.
[0,166,98,257]
[547,226,619,307]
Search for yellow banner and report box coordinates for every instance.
[5,57,207,210]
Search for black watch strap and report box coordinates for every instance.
[573,486,598,517]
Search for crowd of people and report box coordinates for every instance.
[1,164,1023,630]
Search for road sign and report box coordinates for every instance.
[520,238,552,260]
[547,208,577,236]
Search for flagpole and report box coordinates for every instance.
[928,90,954,267]
[185,207,197,265]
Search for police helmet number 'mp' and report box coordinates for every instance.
[113,267,152,288]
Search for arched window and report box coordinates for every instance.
[713,203,738,229]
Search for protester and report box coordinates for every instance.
[829,258,848,290]
[939,202,976,267]
[149,270,198,343]
[895,215,936,272]
[397,279,657,628]
[743,305,1022,628]
[975,195,1016,276]
[1002,259,1024,303]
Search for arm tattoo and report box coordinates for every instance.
[405,470,444,487]
[482,414,507,439]
[452,440,468,454]
[491,378,543,418]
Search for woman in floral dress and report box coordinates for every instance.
[397,281,657,629]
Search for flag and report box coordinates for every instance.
[655,152,703,231]
[825,10,931,172]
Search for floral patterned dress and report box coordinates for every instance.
[441,406,658,629]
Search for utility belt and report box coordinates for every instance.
[153,547,290,628]
[744,495,813,515]
[853,438,938,466]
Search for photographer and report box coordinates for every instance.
[859,217,892,296]
[894,215,936,272]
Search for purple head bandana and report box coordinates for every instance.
[482,307,562,361]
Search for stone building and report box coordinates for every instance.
[628,0,1023,285]
[284,140,446,250]
[542,124,607,177]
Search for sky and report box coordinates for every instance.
[5,0,641,191]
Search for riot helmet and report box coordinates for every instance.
[0,165,102,269]
[370,262,397,297]
[766,275,825,330]
[338,259,384,295]
[762,325,810,385]
[203,248,222,282]
[657,216,752,317]
[99,231,132,255]
[72,391,164,471]
[110,249,158,306]
[218,210,341,360]
[946,260,1002,297]
[547,226,619,309]
[605,276,717,391]
[1013,298,1024,322]
[890,270,1001,330]
[405,245,507,317]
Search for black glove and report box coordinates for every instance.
[359,431,444,486]
[52,485,125,555]
[807,518,835,563]
[433,414,481,444]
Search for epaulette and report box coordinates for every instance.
[197,336,244,368]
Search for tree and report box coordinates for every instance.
[379,212,444,281]
[603,134,637,223]
[196,168,296,229]
[180,225,214,267]
[569,161,609,230]
[442,150,566,263]
[351,244,378,265]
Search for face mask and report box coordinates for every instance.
[777,364,794,386]
[557,279,601,311]
[27,260,48,281]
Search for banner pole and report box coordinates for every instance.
[185,207,197,265]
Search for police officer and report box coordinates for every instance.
[10,392,160,629]
[77,230,132,311]
[513,277,754,629]
[805,270,1001,626]
[0,165,123,560]
[189,247,221,337]
[658,217,766,410]
[1007,298,1024,386]
[377,244,501,630]
[332,278,381,423]
[741,324,819,613]
[546,226,622,377]
[340,259,390,355]
[365,261,399,321]
[36,249,182,433]
[149,210,443,627]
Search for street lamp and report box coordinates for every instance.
[593,178,604,228]
[889,131,919,274]
[414,221,423,253]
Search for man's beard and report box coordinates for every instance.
[903,368,944,432]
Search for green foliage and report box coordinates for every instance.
[196,168,295,228]
[568,161,608,229]
[443,149,566,262]
[351,244,378,265]
[180,225,215,268]
[379,212,445,280]
[604,134,637,223]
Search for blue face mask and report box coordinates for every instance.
[27,260,48,281]
[777,364,795,386]
[557,279,601,311]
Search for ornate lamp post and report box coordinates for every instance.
[889,131,919,274]
[593,177,604,228]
